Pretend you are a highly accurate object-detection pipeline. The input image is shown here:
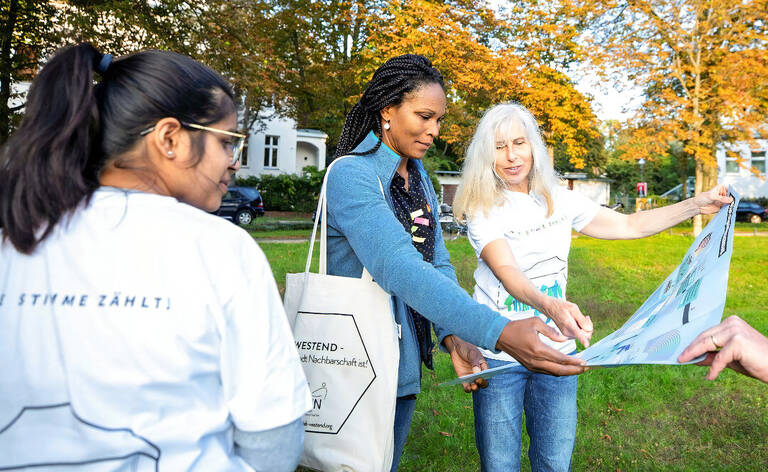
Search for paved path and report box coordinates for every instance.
[734,231,768,237]
[255,238,309,244]
[256,232,465,244]
[257,231,767,244]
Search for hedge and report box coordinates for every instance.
[235,166,326,213]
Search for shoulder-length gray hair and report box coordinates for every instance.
[453,102,560,220]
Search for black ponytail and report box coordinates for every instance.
[335,54,444,158]
[0,43,235,254]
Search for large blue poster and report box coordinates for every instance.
[575,187,739,366]
[443,187,739,386]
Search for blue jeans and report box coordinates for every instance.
[390,395,416,472]
[472,358,577,472]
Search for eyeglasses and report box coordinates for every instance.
[140,121,248,166]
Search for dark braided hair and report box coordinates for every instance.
[335,54,444,157]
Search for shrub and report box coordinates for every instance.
[235,166,326,212]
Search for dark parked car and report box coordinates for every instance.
[736,201,767,224]
[213,186,265,225]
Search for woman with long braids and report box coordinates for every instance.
[0,44,310,471]
[325,54,588,470]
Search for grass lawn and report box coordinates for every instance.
[248,229,314,240]
[667,220,768,235]
[259,234,768,471]
[242,216,313,232]
[236,216,314,240]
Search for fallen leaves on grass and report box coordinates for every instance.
[439,431,453,437]
[602,434,612,442]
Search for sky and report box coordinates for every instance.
[572,70,644,123]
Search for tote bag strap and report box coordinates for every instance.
[304,157,344,275]
[305,156,386,278]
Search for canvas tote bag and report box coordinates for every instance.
[284,157,400,472]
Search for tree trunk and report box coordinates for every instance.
[692,160,704,236]
[700,160,718,227]
[678,152,689,200]
[680,173,688,201]
[0,0,19,144]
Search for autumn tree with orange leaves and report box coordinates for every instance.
[5,0,603,171]
[263,0,602,169]
[584,0,768,234]
[363,0,602,170]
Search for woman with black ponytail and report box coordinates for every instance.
[325,54,587,470]
[0,44,310,471]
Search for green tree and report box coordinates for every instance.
[0,0,60,142]
[1,0,288,141]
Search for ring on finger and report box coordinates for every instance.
[710,334,721,350]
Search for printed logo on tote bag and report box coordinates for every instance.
[295,311,376,434]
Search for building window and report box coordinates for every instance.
[264,135,279,168]
[751,149,766,174]
[241,141,248,167]
[725,151,740,174]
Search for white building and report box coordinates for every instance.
[238,112,328,178]
[561,172,611,206]
[6,82,327,177]
[717,140,767,198]
[435,170,462,206]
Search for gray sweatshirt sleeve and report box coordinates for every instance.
[234,417,304,472]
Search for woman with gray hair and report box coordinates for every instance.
[453,102,730,471]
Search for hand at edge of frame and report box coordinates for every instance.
[678,315,768,383]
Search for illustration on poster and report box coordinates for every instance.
[575,188,738,367]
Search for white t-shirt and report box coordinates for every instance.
[0,188,310,471]
[468,186,600,362]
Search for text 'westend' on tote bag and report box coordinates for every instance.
[283,157,400,472]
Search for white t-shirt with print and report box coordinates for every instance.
[468,186,600,362]
[0,188,311,471]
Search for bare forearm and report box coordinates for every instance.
[493,264,593,348]
[626,198,699,238]
[583,185,731,240]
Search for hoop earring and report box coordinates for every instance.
[383,120,391,131]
